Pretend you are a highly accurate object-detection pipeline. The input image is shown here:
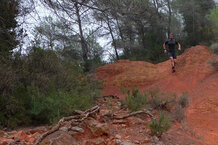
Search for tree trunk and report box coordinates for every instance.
[107,18,119,60]
[115,17,129,55]
[167,0,172,37]
[75,2,88,62]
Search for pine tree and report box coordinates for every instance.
[0,0,19,62]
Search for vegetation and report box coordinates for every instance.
[149,113,171,137]
[121,88,189,134]
[173,92,189,122]
[178,92,189,108]
[120,87,148,112]
[121,87,177,112]
[0,47,102,128]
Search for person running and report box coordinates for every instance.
[163,33,181,73]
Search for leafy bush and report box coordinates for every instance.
[149,113,171,137]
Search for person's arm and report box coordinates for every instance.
[163,43,167,53]
[178,43,181,51]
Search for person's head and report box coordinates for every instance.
[169,33,174,40]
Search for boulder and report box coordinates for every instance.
[40,131,78,145]
[84,117,109,137]
[71,126,84,133]
[13,131,27,141]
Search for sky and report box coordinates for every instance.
[19,1,115,60]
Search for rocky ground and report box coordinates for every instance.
[0,95,202,145]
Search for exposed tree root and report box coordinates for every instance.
[113,109,155,120]
[34,105,100,145]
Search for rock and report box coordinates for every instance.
[151,136,159,143]
[95,138,105,145]
[40,131,78,145]
[32,132,41,139]
[7,131,17,137]
[156,141,164,145]
[115,139,122,145]
[121,142,134,145]
[0,137,13,142]
[142,136,150,144]
[25,136,36,144]
[112,120,127,124]
[13,131,27,141]
[115,135,121,139]
[71,126,84,133]
[134,140,140,144]
[105,136,114,143]
[59,127,69,132]
[84,117,109,136]
[68,131,77,136]
[0,142,8,145]
[101,109,112,116]
[0,130,6,137]
[28,128,47,134]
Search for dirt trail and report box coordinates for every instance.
[96,45,218,145]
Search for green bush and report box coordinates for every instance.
[149,113,171,137]
[121,88,148,112]
[121,88,177,112]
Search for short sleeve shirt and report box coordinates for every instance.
[165,39,178,52]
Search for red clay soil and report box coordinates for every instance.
[96,45,218,145]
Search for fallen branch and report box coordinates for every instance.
[34,105,100,145]
[113,109,155,120]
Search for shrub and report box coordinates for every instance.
[172,92,189,122]
[149,113,171,137]
[0,47,102,128]
[121,88,148,112]
[147,90,176,111]
[173,105,185,123]
[178,92,189,108]
[121,88,177,112]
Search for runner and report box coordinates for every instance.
[163,33,181,73]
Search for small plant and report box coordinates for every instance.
[148,90,175,111]
[178,92,189,108]
[173,92,189,122]
[149,113,171,137]
[121,87,148,112]
[106,97,113,110]
[173,105,185,123]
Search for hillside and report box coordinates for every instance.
[96,45,218,145]
[1,45,218,145]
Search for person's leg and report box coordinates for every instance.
[168,52,175,68]
[174,59,176,66]
[170,57,175,68]
[173,52,177,67]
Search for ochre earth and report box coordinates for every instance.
[96,45,218,145]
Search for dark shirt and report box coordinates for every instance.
[165,39,178,52]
